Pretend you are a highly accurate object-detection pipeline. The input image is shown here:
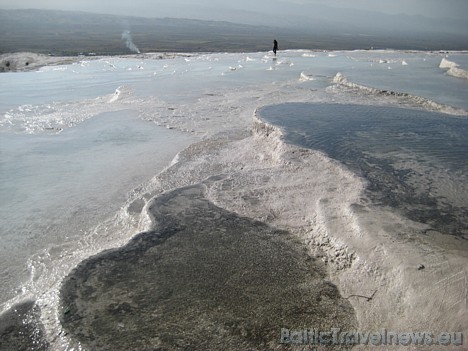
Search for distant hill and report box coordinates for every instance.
[1,9,467,55]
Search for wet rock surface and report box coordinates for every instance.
[60,183,356,350]
[0,300,49,351]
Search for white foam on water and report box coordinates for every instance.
[0,87,133,134]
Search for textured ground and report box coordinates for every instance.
[60,183,356,350]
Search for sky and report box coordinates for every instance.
[1,0,467,20]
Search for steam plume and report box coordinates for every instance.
[122,30,140,54]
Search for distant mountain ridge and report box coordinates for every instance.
[0,9,278,55]
[1,9,467,55]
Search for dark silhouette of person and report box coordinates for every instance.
[273,40,278,56]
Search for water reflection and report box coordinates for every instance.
[259,103,468,236]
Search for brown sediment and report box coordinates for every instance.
[60,183,356,351]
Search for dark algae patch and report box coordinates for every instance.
[60,183,356,350]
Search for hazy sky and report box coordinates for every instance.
[1,0,467,20]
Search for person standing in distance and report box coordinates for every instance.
[273,39,278,56]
